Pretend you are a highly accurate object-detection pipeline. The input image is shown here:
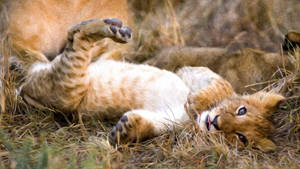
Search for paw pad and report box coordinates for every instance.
[109,26,118,34]
[119,26,132,38]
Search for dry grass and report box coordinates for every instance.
[0,0,299,168]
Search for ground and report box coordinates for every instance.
[0,0,299,168]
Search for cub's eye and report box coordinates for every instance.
[237,106,247,116]
[237,133,248,144]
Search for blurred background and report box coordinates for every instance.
[128,0,300,61]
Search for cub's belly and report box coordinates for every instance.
[79,61,189,118]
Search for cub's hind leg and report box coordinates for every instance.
[22,18,132,111]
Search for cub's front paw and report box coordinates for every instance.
[185,93,199,117]
[109,113,155,145]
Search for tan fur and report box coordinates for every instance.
[115,113,156,144]
[177,66,284,151]
[4,0,132,65]
[0,1,287,152]
[191,78,235,113]
[14,19,284,151]
[22,18,133,113]
[146,31,299,93]
[283,31,300,54]
[190,89,284,152]
[286,31,300,43]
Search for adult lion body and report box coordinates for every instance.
[3,0,131,62]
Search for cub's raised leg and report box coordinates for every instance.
[21,18,132,112]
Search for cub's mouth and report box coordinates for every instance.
[201,113,220,132]
[205,115,211,131]
[195,111,219,132]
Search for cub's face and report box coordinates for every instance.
[196,92,284,152]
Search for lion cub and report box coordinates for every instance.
[17,18,284,152]
[146,31,300,93]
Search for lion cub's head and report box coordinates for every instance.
[196,91,284,152]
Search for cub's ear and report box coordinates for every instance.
[253,91,285,110]
[256,138,276,152]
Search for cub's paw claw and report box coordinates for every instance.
[109,115,132,145]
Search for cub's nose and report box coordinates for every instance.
[212,115,220,130]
